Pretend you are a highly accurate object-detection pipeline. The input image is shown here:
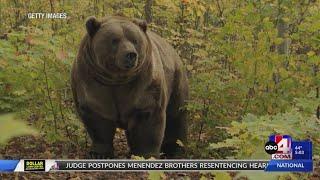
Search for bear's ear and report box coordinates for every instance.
[133,19,147,33]
[86,16,101,38]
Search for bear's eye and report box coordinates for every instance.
[132,39,138,45]
[111,38,120,45]
[111,38,120,50]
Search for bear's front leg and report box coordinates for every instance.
[126,109,166,158]
[78,105,116,159]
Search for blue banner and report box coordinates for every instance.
[292,141,312,160]
[0,160,19,172]
[265,159,313,172]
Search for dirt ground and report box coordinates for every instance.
[0,132,319,179]
[0,131,209,179]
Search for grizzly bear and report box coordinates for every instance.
[71,16,189,158]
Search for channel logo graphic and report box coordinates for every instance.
[264,135,292,159]
[264,134,313,172]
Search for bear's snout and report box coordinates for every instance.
[124,52,137,69]
[114,41,139,70]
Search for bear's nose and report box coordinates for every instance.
[125,52,137,68]
[126,52,137,62]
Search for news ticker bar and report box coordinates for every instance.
[0,159,313,172]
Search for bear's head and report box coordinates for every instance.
[85,16,149,74]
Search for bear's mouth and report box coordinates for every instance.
[114,60,138,72]
[105,62,117,70]
[124,63,136,69]
[105,61,136,74]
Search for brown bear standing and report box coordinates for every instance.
[71,16,189,158]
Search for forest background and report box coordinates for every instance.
[0,0,319,179]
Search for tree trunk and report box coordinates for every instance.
[277,19,290,55]
[144,0,154,23]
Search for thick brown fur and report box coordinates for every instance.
[71,16,189,158]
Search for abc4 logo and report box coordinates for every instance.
[264,141,278,154]
[265,137,291,155]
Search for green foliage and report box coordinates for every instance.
[210,107,320,158]
[0,113,38,145]
[234,171,289,180]
[211,172,232,180]
[148,171,166,180]
[0,2,319,179]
